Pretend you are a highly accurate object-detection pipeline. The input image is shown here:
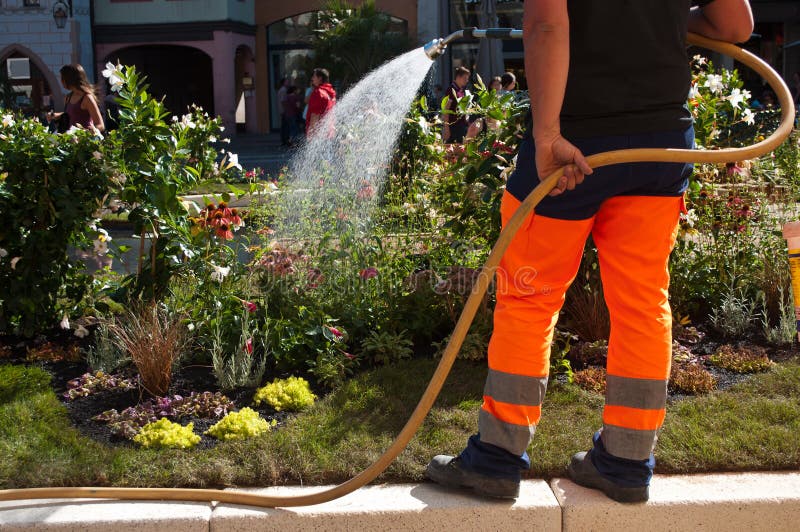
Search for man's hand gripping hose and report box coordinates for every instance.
[0,33,794,508]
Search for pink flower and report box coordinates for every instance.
[242,300,257,313]
[307,268,324,288]
[328,326,343,339]
[356,183,375,200]
[244,337,254,354]
[359,267,378,280]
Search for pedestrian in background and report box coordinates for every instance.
[499,72,517,95]
[47,64,104,134]
[277,77,290,146]
[443,66,471,143]
[427,0,753,503]
[306,68,336,138]
[283,85,302,146]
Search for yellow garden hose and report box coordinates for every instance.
[0,33,795,508]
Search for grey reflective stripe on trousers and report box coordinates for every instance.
[605,374,667,410]
[601,424,659,461]
[603,374,668,460]
[479,369,548,455]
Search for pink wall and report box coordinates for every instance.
[95,31,256,133]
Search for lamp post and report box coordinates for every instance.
[52,1,69,29]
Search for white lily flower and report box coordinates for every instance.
[102,62,124,92]
[742,108,755,125]
[1,114,14,127]
[60,315,70,330]
[93,239,109,256]
[703,74,724,95]
[221,152,242,171]
[727,88,748,109]
[74,325,89,338]
[688,84,700,100]
[681,208,699,228]
[210,263,230,282]
[181,114,196,129]
[101,62,118,79]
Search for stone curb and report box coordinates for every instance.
[1,472,799,531]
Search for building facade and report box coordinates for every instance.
[0,1,796,134]
[92,0,256,133]
[0,0,93,118]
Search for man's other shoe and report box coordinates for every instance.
[568,451,649,503]
[426,455,520,499]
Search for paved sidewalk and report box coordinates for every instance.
[2,472,799,531]
[223,133,293,178]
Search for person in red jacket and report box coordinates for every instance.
[306,67,337,138]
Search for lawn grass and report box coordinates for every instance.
[0,358,798,489]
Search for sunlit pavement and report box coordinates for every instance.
[2,472,799,531]
[222,133,293,178]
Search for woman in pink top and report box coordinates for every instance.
[47,64,104,134]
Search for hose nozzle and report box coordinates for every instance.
[423,38,446,60]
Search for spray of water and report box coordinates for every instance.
[274,48,435,242]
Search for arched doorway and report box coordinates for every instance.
[0,45,60,120]
[234,45,256,133]
[105,45,214,116]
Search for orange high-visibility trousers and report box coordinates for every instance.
[479,191,681,460]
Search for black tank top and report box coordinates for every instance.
[560,0,706,138]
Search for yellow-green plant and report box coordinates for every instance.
[133,418,200,449]
[253,376,316,412]
[205,407,274,441]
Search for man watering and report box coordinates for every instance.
[427,0,753,503]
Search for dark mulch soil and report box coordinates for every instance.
[3,322,798,449]
[1,331,302,449]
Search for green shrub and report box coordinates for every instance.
[86,319,129,372]
[360,329,414,365]
[253,377,316,412]
[0,365,51,404]
[0,114,110,336]
[133,418,200,449]
[710,344,774,373]
[760,288,796,346]
[205,407,274,441]
[710,286,757,338]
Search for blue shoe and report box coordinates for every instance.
[568,452,649,503]
[426,455,520,499]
